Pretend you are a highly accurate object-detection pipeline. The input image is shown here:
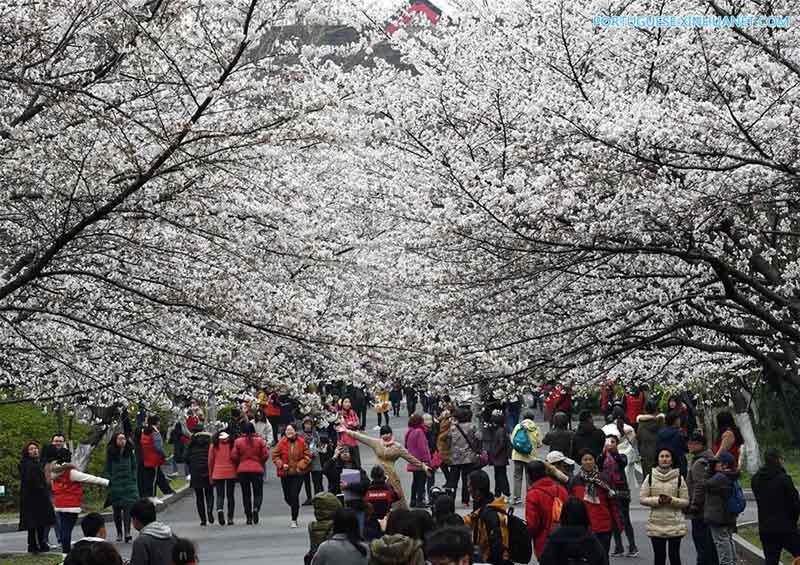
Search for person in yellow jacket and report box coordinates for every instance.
[510,411,543,505]
[640,448,690,565]
[374,389,391,429]
[464,469,513,565]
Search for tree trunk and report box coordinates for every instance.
[775,379,800,447]
[740,388,759,425]
[732,392,761,474]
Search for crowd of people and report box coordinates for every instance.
[14,383,800,565]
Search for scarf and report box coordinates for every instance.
[578,468,614,503]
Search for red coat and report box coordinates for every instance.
[208,440,238,480]
[231,436,269,473]
[140,430,165,468]
[625,393,644,425]
[338,409,360,448]
[569,477,620,534]
[52,469,82,509]
[526,477,568,557]
[272,436,311,477]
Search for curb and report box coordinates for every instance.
[0,485,191,535]
[732,520,765,565]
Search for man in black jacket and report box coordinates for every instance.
[63,513,105,565]
[570,410,606,461]
[752,448,800,565]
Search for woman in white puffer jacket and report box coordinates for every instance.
[640,448,690,565]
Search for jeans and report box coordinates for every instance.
[512,460,532,500]
[215,478,236,519]
[760,531,800,565]
[194,486,215,523]
[392,402,402,417]
[377,412,390,426]
[410,470,427,506]
[691,518,717,565]
[612,496,637,550]
[652,536,682,565]
[493,465,510,497]
[281,475,305,520]
[446,463,474,504]
[27,527,48,552]
[56,511,78,554]
[709,525,736,565]
[239,472,264,517]
[112,503,132,539]
[304,470,324,500]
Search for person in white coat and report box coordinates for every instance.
[640,448,690,565]
[603,405,639,490]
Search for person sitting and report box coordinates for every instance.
[425,526,474,565]
[86,541,123,565]
[63,513,106,565]
[307,492,342,561]
[129,498,177,565]
[539,496,606,565]
[464,470,513,565]
[172,537,199,565]
[311,508,369,564]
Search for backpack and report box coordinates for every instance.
[476,506,533,564]
[726,479,746,515]
[512,426,533,455]
[550,496,564,525]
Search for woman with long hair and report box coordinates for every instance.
[337,399,362,467]
[231,422,269,524]
[640,448,690,565]
[186,424,214,526]
[311,507,368,564]
[208,428,238,525]
[404,414,432,508]
[712,412,744,469]
[19,441,55,553]
[105,432,139,542]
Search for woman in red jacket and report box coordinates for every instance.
[231,423,269,525]
[338,399,362,467]
[526,460,569,559]
[568,449,620,560]
[272,424,312,528]
[208,430,238,525]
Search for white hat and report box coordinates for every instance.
[545,451,575,466]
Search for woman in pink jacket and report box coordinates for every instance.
[338,399,362,467]
[405,414,432,508]
[208,430,237,526]
[231,423,269,525]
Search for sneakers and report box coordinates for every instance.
[373,425,381,430]
[611,548,625,558]
[511,497,522,506]
[302,499,313,506]
[626,547,639,558]
[290,520,298,528]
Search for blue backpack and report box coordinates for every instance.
[512,427,532,455]
[726,479,746,515]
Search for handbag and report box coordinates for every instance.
[455,423,489,467]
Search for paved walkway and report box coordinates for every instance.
[0,408,756,564]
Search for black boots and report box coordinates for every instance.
[218,511,225,525]
[245,512,253,525]
[253,511,259,524]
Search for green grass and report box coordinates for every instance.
[740,448,800,487]
[0,477,187,524]
[737,524,793,564]
[0,554,62,565]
